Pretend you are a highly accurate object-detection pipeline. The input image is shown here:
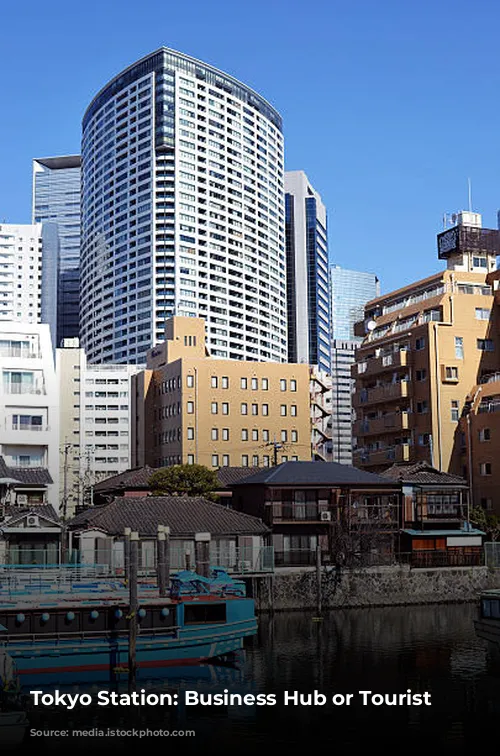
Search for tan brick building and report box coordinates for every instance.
[131,317,312,469]
[352,212,500,485]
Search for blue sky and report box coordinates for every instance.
[1,0,500,294]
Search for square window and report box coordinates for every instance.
[222,402,229,415]
[187,401,194,414]
[222,454,230,466]
[222,376,229,389]
[479,428,491,442]
[252,403,258,415]
[280,379,287,391]
[187,427,194,440]
[187,454,195,464]
[290,379,297,392]
[211,402,218,414]
[186,375,194,388]
[280,405,287,416]
[252,455,259,466]
[281,430,287,442]
[251,377,258,390]
[455,337,464,359]
[262,378,269,390]
[480,462,492,475]
[211,428,218,440]
[416,337,426,351]
[241,377,247,389]
[241,403,248,415]
[241,454,249,467]
[212,454,219,467]
[211,376,218,388]
[291,430,298,442]
[263,429,270,442]
[241,429,248,441]
[222,428,229,441]
[291,405,297,417]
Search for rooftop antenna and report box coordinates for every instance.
[468,177,472,212]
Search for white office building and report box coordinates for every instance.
[0,322,59,509]
[80,47,287,365]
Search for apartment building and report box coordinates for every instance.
[0,322,59,509]
[57,339,142,516]
[131,317,311,469]
[352,211,500,476]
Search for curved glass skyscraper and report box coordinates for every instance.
[80,48,287,364]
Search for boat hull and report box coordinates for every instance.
[7,619,257,686]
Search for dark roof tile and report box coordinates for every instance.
[382,462,467,486]
[230,461,398,487]
[67,496,269,537]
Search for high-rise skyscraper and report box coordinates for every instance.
[285,171,330,372]
[80,48,287,365]
[32,156,81,345]
[330,265,380,341]
[329,265,380,464]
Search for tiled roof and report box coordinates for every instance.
[382,462,467,487]
[67,496,269,537]
[93,466,156,492]
[229,461,397,487]
[0,456,53,485]
[2,505,60,526]
[216,467,260,487]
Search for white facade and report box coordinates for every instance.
[0,224,43,324]
[80,48,287,365]
[0,322,59,508]
[57,340,142,514]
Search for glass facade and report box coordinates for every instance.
[285,171,330,372]
[80,48,287,365]
[330,265,380,341]
[329,266,380,465]
[32,156,81,345]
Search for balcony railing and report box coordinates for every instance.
[354,444,410,466]
[353,381,411,407]
[11,422,48,432]
[415,505,466,520]
[275,550,318,567]
[400,549,484,568]
[271,505,330,522]
[354,412,410,437]
[4,385,45,395]
[354,350,411,378]
[0,349,41,359]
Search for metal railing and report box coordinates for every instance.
[79,545,274,575]
[399,549,484,568]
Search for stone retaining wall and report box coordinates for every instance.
[252,566,500,612]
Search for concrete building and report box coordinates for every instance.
[80,48,287,365]
[285,171,330,372]
[33,156,82,344]
[131,316,311,469]
[0,322,59,509]
[352,211,500,477]
[0,223,43,324]
[57,339,142,516]
[329,266,380,465]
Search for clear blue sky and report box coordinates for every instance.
[1,0,500,294]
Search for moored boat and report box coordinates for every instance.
[0,570,257,687]
[474,589,500,655]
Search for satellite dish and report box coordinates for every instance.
[366,320,376,332]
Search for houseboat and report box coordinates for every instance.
[474,589,500,655]
[0,571,257,687]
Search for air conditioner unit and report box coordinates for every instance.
[320,511,332,522]
[16,494,28,505]
[27,515,39,527]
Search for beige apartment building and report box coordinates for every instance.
[352,211,500,480]
[132,317,312,469]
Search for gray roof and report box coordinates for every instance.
[229,461,398,487]
[93,466,156,493]
[67,496,269,538]
[0,457,53,486]
[382,462,468,487]
[1,505,60,526]
[216,467,261,487]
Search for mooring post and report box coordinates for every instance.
[163,526,171,591]
[316,544,322,615]
[195,532,211,578]
[157,525,166,597]
[124,526,131,583]
[128,531,139,692]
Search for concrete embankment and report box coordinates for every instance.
[250,565,500,612]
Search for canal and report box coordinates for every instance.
[23,604,500,753]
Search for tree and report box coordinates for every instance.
[470,506,500,541]
[149,465,219,500]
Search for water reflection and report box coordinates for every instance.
[22,604,500,752]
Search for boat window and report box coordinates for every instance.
[482,599,492,618]
[184,603,227,624]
